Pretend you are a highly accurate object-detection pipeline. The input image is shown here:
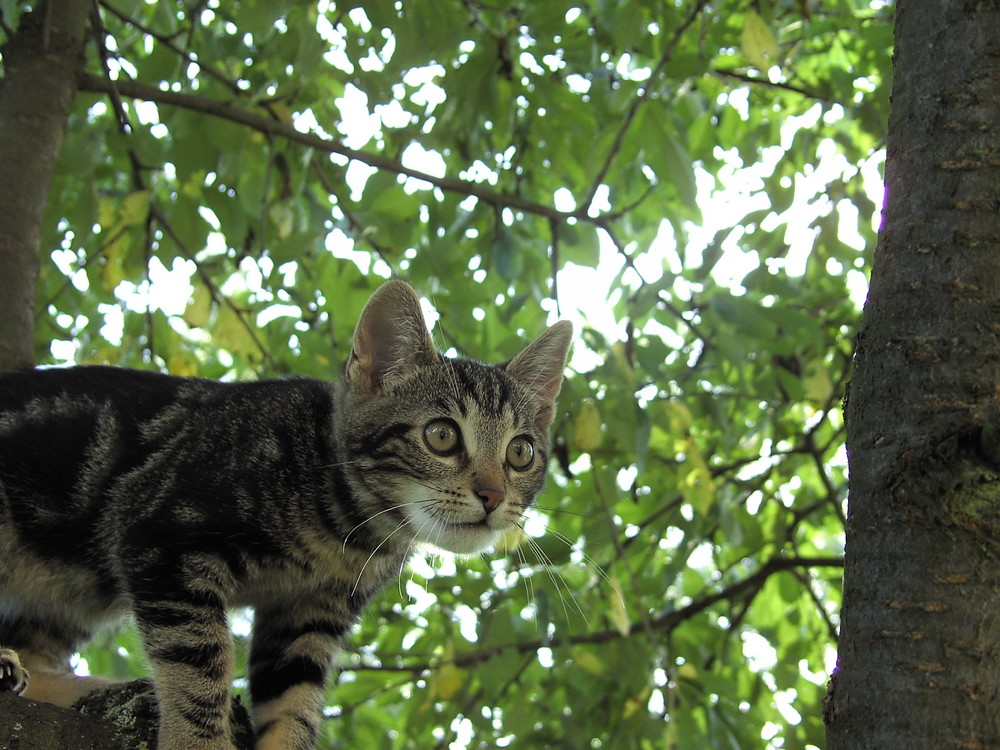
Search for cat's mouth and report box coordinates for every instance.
[441,519,491,534]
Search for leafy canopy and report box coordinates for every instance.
[1,0,891,747]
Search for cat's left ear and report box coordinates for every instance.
[347,280,440,394]
[505,320,573,424]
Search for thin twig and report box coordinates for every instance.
[148,203,278,369]
[99,0,243,95]
[549,217,561,317]
[91,0,131,134]
[581,0,711,214]
[712,68,829,101]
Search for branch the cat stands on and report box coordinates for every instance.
[0,280,572,750]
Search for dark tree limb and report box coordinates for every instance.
[0,680,254,750]
[340,555,844,674]
[0,691,120,750]
[75,72,591,227]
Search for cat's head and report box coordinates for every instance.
[338,280,572,555]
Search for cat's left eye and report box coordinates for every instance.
[506,436,534,470]
[424,419,461,456]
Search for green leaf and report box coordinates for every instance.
[493,225,522,281]
[741,11,779,71]
[560,222,601,268]
[0,0,25,33]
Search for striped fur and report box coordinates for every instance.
[0,280,571,750]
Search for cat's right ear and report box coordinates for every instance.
[346,280,439,394]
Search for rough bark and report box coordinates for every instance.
[0,691,120,750]
[827,0,1000,747]
[0,681,254,749]
[0,0,90,373]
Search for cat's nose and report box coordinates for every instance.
[474,486,505,513]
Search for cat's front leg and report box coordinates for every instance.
[131,577,237,750]
[249,599,351,750]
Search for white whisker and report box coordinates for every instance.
[521,534,588,626]
[351,517,410,596]
[544,526,621,605]
[512,535,538,627]
[343,502,414,551]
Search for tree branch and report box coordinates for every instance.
[342,555,843,673]
[76,72,589,227]
[0,692,121,750]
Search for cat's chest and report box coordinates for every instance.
[229,536,407,607]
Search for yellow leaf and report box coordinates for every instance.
[679,437,715,514]
[741,11,778,71]
[573,398,603,453]
[677,663,698,681]
[98,191,149,232]
[96,191,150,292]
[118,190,151,227]
[802,356,834,404]
[661,400,693,435]
[184,283,213,328]
[610,575,630,637]
[97,197,117,229]
[623,696,643,719]
[269,203,294,239]
[81,347,121,365]
[181,177,202,199]
[622,685,652,719]
[681,467,715,514]
[99,233,126,290]
[573,648,606,676]
[437,662,463,700]
[214,305,255,356]
[267,101,294,125]
[167,350,199,377]
[611,341,635,386]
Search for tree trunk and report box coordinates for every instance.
[827,0,1000,747]
[0,0,91,372]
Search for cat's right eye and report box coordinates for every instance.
[423,419,461,456]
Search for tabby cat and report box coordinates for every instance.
[0,280,572,750]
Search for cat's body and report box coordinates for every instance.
[0,280,572,750]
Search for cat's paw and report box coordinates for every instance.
[0,647,29,695]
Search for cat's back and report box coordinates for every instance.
[0,366,195,494]
[0,366,334,521]
[0,367,338,577]
[0,365,188,417]
[0,365,334,437]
